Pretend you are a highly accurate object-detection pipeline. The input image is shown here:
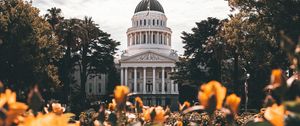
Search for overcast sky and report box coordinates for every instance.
[32,0,231,55]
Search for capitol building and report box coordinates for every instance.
[119,0,179,108]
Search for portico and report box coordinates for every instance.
[120,0,179,108]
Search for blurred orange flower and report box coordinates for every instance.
[264,104,284,126]
[143,106,166,123]
[176,120,183,126]
[179,101,190,111]
[0,89,28,126]
[271,69,282,88]
[114,86,129,105]
[198,80,227,109]
[108,99,116,111]
[51,103,65,115]
[225,94,241,114]
[18,113,79,126]
[135,97,143,108]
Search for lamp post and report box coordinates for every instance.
[242,67,250,112]
[245,73,250,112]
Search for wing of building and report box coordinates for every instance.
[120,0,179,109]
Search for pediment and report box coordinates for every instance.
[121,51,177,63]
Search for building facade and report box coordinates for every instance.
[73,65,108,97]
[120,0,179,108]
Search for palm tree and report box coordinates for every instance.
[77,17,99,102]
[45,7,64,31]
[56,18,82,104]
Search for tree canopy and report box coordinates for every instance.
[0,0,62,92]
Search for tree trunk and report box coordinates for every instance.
[233,47,240,95]
[80,44,88,107]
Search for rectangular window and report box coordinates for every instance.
[156,98,161,106]
[159,72,162,78]
[131,72,134,79]
[137,72,140,79]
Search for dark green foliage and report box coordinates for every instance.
[0,0,62,94]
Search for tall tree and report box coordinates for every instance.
[173,17,223,101]
[74,17,119,109]
[44,7,64,31]
[0,0,61,94]
[221,0,298,108]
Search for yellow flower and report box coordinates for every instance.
[176,120,183,126]
[264,104,284,126]
[135,97,143,108]
[198,80,227,109]
[0,89,28,126]
[51,103,65,115]
[225,94,241,114]
[114,86,129,105]
[143,106,166,123]
[108,99,116,111]
[179,101,190,111]
[18,113,79,126]
[271,69,282,88]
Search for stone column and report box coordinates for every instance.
[152,67,156,94]
[143,67,146,93]
[157,32,159,44]
[139,32,142,44]
[121,67,124,85]
[162,67,165,93]
[125,67,128,86]
[134,33,137,45]
[146,32,148,44]
[134,67,137,93]
[171,67,174,94]
[151,31,153,44]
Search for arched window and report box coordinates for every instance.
[144,19,146,26]
[160,20,162,26]
[153,19,155,26]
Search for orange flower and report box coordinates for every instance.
[264,104,284,126]
[198,80,227,110]
[114,86,129,105]
[143,106,166,123]
[271,69,282,88]
[0,89,28,126]
[179,101,190,111]
[51,103,65,115]
[18,113,79,126]
[135,97,143,108]
[108,99,116,111]
[225,94,241,114]
[176,120,183,126]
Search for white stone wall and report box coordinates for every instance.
[73,65,108,96]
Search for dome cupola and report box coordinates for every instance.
[134,0,164,13]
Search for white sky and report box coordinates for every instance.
[32,0,231,55]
